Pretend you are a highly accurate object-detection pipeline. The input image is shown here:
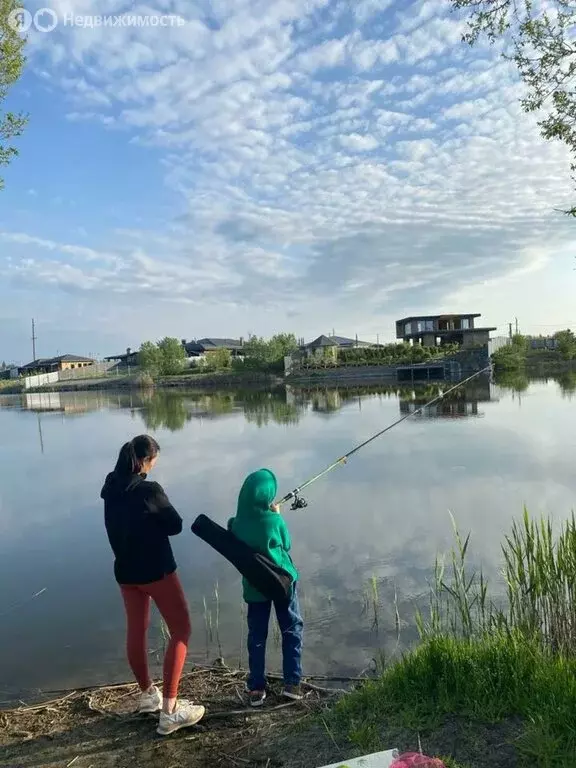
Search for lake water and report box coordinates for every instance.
[1,374,575,704]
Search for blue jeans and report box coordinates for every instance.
[247,588,303,691]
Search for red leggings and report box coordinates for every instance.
[120,572,191,699]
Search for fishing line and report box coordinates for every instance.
[278,365,492,510]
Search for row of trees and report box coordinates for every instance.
[136,333,300,377]
[492,331,576,371]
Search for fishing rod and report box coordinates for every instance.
[278,365,493,510]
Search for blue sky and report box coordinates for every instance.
[1,0,576,363]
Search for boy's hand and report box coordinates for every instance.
[270,502,280,513]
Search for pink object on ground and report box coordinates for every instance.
[391,754,446,768]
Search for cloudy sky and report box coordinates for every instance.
[1,0,576,363]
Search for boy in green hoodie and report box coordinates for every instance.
[228,469,303,707]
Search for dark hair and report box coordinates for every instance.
[114,435,160,476]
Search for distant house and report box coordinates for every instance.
[104,348,139,365]
[396,314,496,349]
[0,366,19,380]
[19,354,95,375]
[183,338,245,358]
[300,334,373,363]
[527,336,559,351]
[303,335,372,353]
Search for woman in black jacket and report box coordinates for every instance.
[101,435,204,736]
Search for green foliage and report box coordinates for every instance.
[322,342,460,368]
[511,334,528,352]
[0,0,28,189]
[138,341,163,376]
[333,511,576,765]
[452,0,576,213]
[335,632,576,763]
[242,333,298,371]
[139,338,187,376]
[419,509,576,655]
[158,336,187,375]
[492,336,527,371]
[206,347,232,371]
[554,329,576,360]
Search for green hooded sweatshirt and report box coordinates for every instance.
[228,469,299,603]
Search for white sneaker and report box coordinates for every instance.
[157,700,206,736]
[138,685,162,713]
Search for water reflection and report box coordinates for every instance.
[3,372,576,434]
[399,377,495,419]
[1,371,576,700]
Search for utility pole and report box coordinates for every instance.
[31,318,37,360]
[509,323,513,340]
[515,317,519,335]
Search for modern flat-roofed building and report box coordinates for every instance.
[396,314,496,349]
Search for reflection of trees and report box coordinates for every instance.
[202,393,235,416]
[140,392,192,432]
[556,372,576,398]
[242,390,302,426]
[135,377,498,432]
[493,370,530,393]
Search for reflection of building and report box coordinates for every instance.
[311,390,342,413]
[22,393,97,413]
[396,314,496,349]
[399,378,495,419]
[400,399,482,418]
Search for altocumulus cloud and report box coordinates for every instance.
[2,0,576,351]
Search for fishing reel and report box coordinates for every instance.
[291,494,308,511]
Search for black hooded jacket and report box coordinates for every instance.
[101,472,183,585]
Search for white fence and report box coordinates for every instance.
[57,361,117,380]
[488,336,510,355]
[23,371,59,390]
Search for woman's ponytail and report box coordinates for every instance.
[114,441,139,475]
[113,435,160,476]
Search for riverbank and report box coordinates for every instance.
[4,512,576,767]
[2,640,570,768]
[0,640,565,768]
[1,371,285,395]
[0,665,352,768]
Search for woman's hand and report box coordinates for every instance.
[270,502,280,513]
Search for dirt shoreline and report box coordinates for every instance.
[0,664,358,768]
[0,662,525,768]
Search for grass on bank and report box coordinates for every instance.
[331,510,576,767]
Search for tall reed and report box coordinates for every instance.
[503,508,576,654]
[418,508,576,656]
